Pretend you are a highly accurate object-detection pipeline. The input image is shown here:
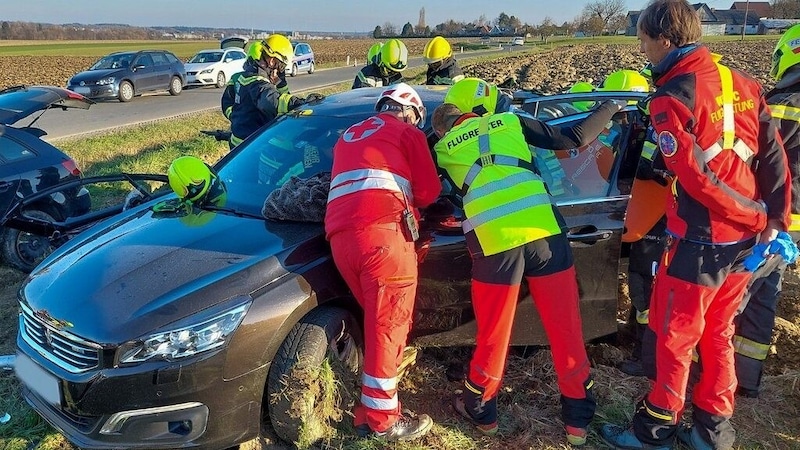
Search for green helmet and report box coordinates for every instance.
[771,23,800,80]
[568,81,596,112]
[167,156,216,203]
[599,70,650,93]
[367,42,383,65]
[444,77,498,116]
[247,40,264,61]
[379,39,408,73]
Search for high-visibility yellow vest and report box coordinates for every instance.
[434,112,560,256]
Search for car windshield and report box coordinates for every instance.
[216,112,372,216]
[188,51,224,64]
[90,54,133,70]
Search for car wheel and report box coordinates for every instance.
[1,210,56,273]
[290,64,298,77]
[308,62,315,74]
[215,71,226,88]
[169,76,183,96]
[267,306,363,445]
[118,81,134,102]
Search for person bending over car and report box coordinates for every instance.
[352,38,407,89]
[431,77,625,447]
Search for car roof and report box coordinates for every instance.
[0,85,93,125]
[294,85,448,117]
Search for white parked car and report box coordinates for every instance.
[510,37,525,46]
[185,47,247,88]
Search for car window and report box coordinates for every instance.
[151,52,169,66]
[229,51,245,61]
[0,134,36,163]
[135,54,154,68]
[164,52,180,64]
[90,53,134,70]
[216,113,371,215]
[528,112,632,204]
[190,51,223,63]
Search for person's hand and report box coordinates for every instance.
[304,93,325,103]
[759,219,783,245]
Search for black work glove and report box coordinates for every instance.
[304,93,325,103]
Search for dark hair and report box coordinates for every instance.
[638,0,701,47]
[431,103,462,136]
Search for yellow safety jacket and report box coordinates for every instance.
[434,112,560,256]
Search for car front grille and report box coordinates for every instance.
[19,302,101,373]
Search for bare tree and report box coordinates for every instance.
[382,21,397,37]
[538,16,556,42]
[608,13,629,35]
[772,0,800,19]
[583,0,627,32]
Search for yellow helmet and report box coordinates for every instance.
[771,24,800,81]
[379,39,409,73]
[167,156,215,203]
[262,34,293,66]
[423,36,452,64]
[444,77,498,116]
[367,42,383,65]
[568,81,596,112]
[599,70,650,93]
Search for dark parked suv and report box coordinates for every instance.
[0,86,92,272]
[16,86,648,449]
[66,50,186,102]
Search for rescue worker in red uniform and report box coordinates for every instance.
[732,23,800,399]
[324,83,441,441]
[352,39,407,89]
[600,2,791,449]
[431,77,626,446]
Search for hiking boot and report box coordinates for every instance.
[565,425,587,446]
[355,413,433,441]
[736,386,759,398]
[452,393,499,436]
[618,357,646,377]
[677,425,713,450]
[599,424,672,450]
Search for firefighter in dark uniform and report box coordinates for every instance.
[423,36,465,86]
[600,2,791,450]
[352,38,407,89]
[733,23,800,399]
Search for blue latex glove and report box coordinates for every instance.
[743,232,799,272]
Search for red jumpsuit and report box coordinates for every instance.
[325,112,440,432]
[632,45,790,449]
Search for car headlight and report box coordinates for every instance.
[118,302,249,364]
[199,68,214,74]
[97,77,115,86]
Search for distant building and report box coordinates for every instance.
[714,9,761,35]
[759,18,800,34]
[626,2,766,36]
[729,1,773,19]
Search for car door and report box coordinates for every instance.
[412,107,642,346]
[295,44,310,71]
[224,49,246,76]
[130,52,157,92]
[150,52,172,89]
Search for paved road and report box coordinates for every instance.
[33,46,521,141]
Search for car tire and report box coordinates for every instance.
[169,76,183,96]
[118,81,134,102]
[1,210,56,273]
[290,64,298,77]
[216,71,226,88]
[266,306,363,445]
[308,62,315,74]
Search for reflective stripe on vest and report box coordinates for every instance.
[733,335,771,360]
[360,392,399,411]
[230,133,244,147]
[277,93,293,114]
[531,148,566,196]
[701,64,755,164]
[327,168,411,204]
[642,140,658,162]
[770,104,800,123]
[636,308,649,325]
[790,214,800,232]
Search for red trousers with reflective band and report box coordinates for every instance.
[468,235,591,402]
[329,223,417,432]
[647,237,753,418]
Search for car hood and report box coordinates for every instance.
[185,62,218,71]
[0,85,93,125]
[69,69,126,84]
[21,206,326,344]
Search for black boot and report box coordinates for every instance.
[356,411,433,441]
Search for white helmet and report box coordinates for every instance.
[375,82,426,129]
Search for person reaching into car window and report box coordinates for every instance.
[600,2,791,449]
[423,36,465,86]
[226,34,316,149]
[324,83,441,442]
[352,38,407,89]
[431,77,625,447]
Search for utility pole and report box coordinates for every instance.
[741,0,750,41]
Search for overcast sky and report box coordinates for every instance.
[0,0,691,32]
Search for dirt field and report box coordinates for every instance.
[1,40,799,449]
